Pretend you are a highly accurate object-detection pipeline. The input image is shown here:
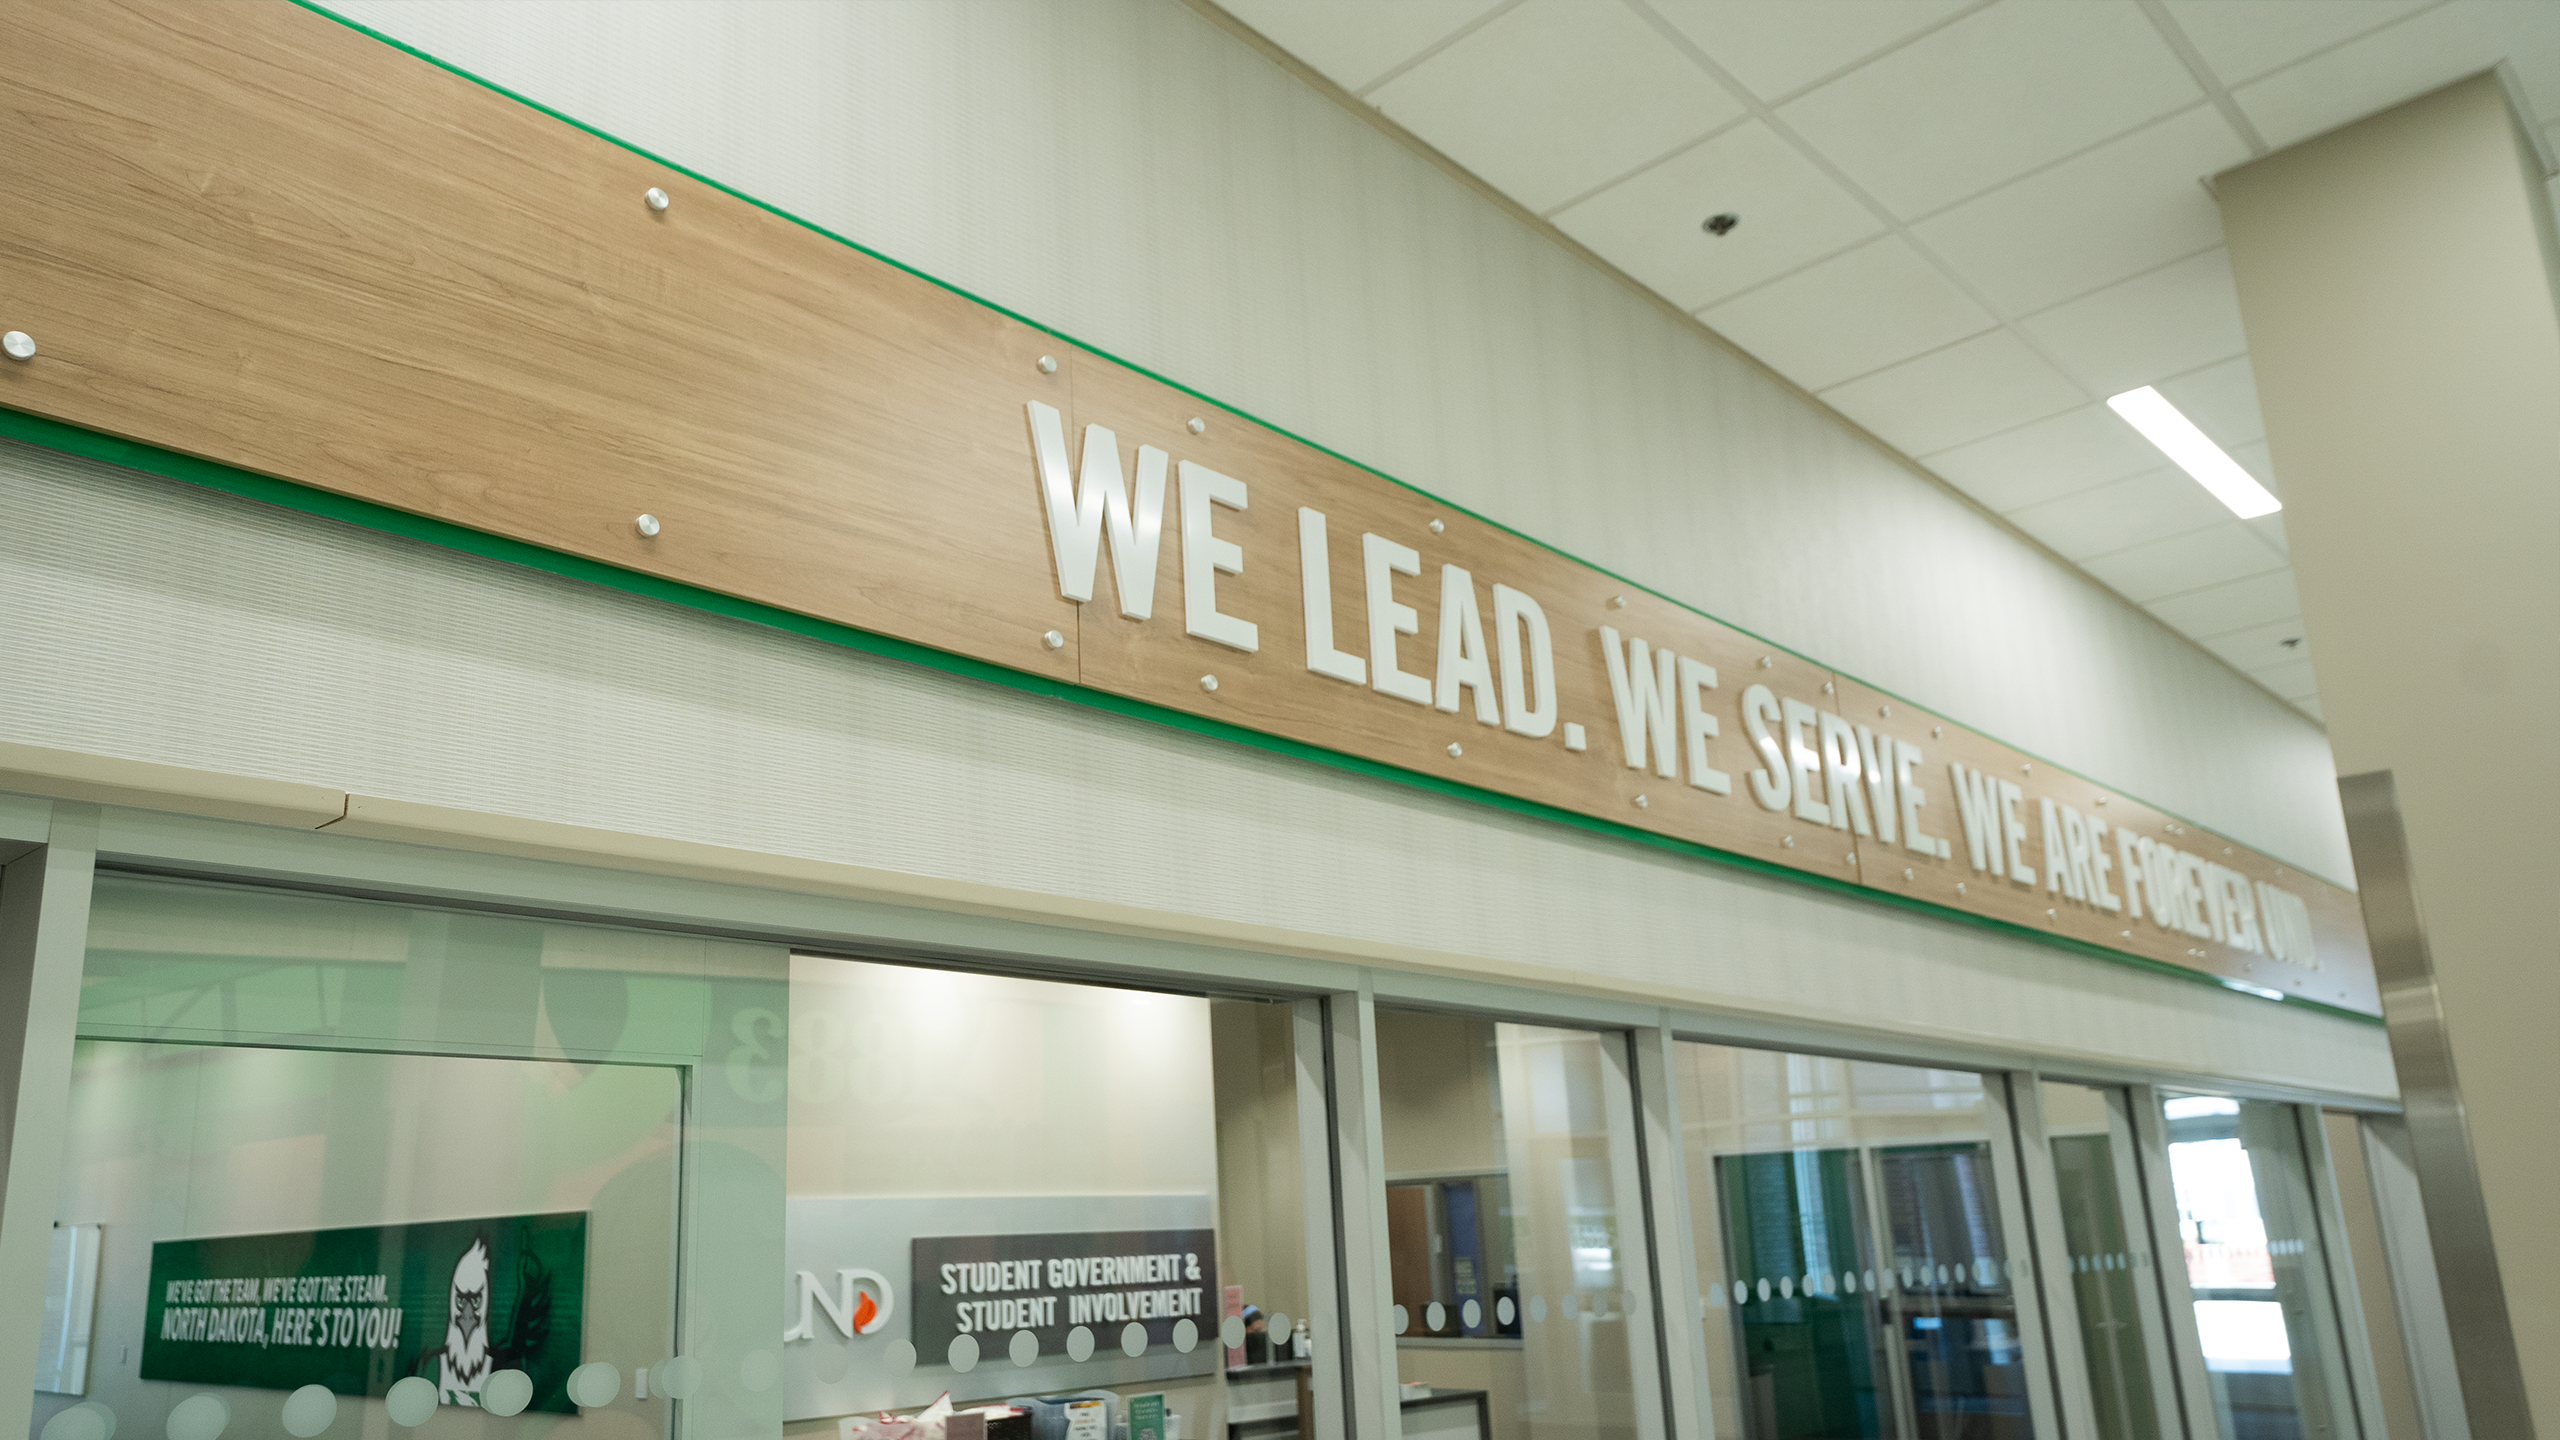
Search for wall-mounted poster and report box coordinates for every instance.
[783,1196,1214,1422]
[141,1213,588,1412]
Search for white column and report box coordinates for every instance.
[2219,70,2559,1436]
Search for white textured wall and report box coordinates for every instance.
[320,0,2354,884]
[0,440,2394,1099]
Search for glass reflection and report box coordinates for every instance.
[1681,1046,2038,1439]
[2161,1096,2358,1440]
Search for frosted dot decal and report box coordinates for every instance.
[1707,1282,1725,1309]
[384,1380,435,1429]
[1497,1297,1516,1325]
[1392,1304,1410,1334]
[1529,1295,1547,1323]
[1218,1317,1244,1351]
[1426,1301,1445,1331]
[655,1356,702,1400]
[1461,1300,1481,1329]
[1069,1326,1098,1362]
[1173,1319,1199,1354]
[948,1333,980,1373]
[1756,1279,1770,1303]
[41,1405,112,1440]
[1120,1323,1147,1358]
[278,1391,334,1440]
[1778,1277,1794,1300]
[739,1350,782,1393]
[884,1339,919,1377]
[567,1361,622,1407]
[1269,1312,1290,1341]
[482,1370,534,1418]
[1010,1330,1039,1367]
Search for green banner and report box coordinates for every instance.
[141,1213,587,1412]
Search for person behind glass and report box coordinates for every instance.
[1240,1304,1271,1364]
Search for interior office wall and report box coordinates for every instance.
[319,0,2354,885]
[0,438,2394,1100]
[1209,1001,1310,1331]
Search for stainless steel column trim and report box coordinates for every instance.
[0,803,100,1429]
[1982,1074,2066,1440]
[2128,1083,2220,1440]
[1630,1024,1714,1440]
[1323,984,1401,1440]
[2336,770,2534,1436]
[1599,1029,1668,1440]
[1294,997,1349,1440]
[2011,1074,2103,1440]
[2357,1114,2471,1440]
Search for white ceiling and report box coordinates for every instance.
[1214,0,2560,723]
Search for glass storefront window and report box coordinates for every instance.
[2039,1082,2173,1440]
[1676,1044,2039,1440]
[785,957,1317,1440]
[2161,1096,2360,1440]
[34,874,787,1440]
[1374,1012,1642,1440]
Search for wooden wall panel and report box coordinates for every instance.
[0,1,2379,1015]
[0,1,1082,683]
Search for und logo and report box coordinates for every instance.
[785,1269,895,1342]
[417,1231,555,1405]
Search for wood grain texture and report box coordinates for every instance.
[0,0,1081,682]
[0,1,2380,1013]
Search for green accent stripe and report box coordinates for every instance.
[4,1,2375,1025]
[0,408,2380,1029]
[281,0,2351,896]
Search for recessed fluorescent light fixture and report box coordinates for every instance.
[2106,386,2282,519]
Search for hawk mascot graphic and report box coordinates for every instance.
[418,1232,554,1407]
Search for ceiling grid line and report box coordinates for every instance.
[1350,0,1529,100]
[1203,0,2560,719]
[2136,0,2273,156]
[1617,0,2107,408]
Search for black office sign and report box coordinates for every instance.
[912,1229,1216,1354]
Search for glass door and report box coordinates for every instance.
[1676,1045,2044,1440]
[2038,1082,2179,1440]
[2160,1095,2363,1440]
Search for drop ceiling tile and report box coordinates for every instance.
[2229,438,2279,495]
[2159,0,2437,87]
[1922,403,2166,512]
[2154,354,2265,451]
[2231,3,2560,153]
[1697,235,1995,391]
[1371,0,1748,214]
[1817,330,2088,458]
[2200,617,2313,673]
[1910,105,2249,316]
[2017,249,2248,397]
[1220,0,1511,93]
[1646,0,1972,103]
[1552,119,1884,310]
[1773,0,2202,218]
[2003,465,2234,562]
[2145,568,2303,635]
[2247,657,2321,701]
[2247,512,2291,557]
[2080,521,2286,603]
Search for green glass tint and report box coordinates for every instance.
[2040,1083,2172,1440]
[36,874,789,1440]
[2163,1096,2362,1440]
[1679,1045,2038,1440]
